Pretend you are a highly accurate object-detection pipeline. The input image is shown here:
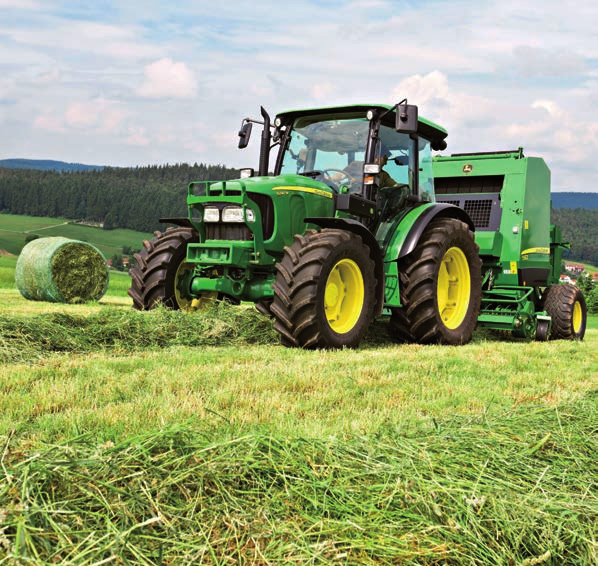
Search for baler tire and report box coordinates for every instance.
[542,284,587,340]
[399,218,482,345]
[128,226,196,311]
[535,319,550,342]
[270,229,377,349]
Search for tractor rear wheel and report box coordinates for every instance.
[270,229,377,349]
[393,218,482,345]
[542,283,587,340]
[129,226,200,311]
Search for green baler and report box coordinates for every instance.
[433,148,587,340]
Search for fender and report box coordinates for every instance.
[305,217,385,317]
[395,203,474,260]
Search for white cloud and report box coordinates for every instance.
[311,82,336,101]
[0,0,597,189]
[391,71,449,108]
[0,0,40,7]
[137,58,197,99]
[34,98,126,135]
[125,127,151,146]
[33,113,65,133]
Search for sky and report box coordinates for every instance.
[0,0,597,192]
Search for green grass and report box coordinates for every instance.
[1,400,595,564]
[0,264,597,563]
[0,212,153,257]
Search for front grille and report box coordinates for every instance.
[206,223,252,241]
[464,199,493,228]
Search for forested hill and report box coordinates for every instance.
[0,163,239,233]
[0,158,104,172]
[551,192,598,209]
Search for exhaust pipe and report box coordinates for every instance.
[258,106,271,176]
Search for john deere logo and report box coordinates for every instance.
[462,164,473,174]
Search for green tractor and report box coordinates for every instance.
[129,101,585,347]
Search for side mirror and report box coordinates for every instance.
[395,104,418,134]
[393,155,409,166]
[238,121,253,149]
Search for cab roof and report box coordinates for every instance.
[275,103,448,144]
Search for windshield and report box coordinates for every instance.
[280,114,369,189]
[278,111,428,198]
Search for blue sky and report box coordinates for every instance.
[0,0,597,192]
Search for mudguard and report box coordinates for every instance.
[389,203,474,261]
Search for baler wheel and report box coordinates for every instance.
[535,319,550,341]
[270,229,377,349]
[128,226,198,311]
[542,283,587,340]
[395,218,482,345]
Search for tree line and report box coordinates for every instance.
[550,208,598,265]
[0,163,240,233]
[0,165,596,265]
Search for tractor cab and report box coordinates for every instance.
[239,103,448,224]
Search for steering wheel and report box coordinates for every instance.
[301,169,348,192]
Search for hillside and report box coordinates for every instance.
[0,158,104,172]
[551,192,598,209]
[0,162,240,233]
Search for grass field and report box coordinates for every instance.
[0,212,153,257]
[0,257,596,564]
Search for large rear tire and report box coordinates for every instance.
[270,229,377,349]
[391,218,482,345]
[129,226,200,311]
[542,283,587,340]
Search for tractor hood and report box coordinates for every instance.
[207,173,336,201]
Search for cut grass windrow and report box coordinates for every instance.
[0,302,279,363]
[0,394,596,564]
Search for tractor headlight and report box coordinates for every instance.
[222,206,244,222]
[245,208,255,222]
[203,207,220,222]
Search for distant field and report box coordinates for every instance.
[0,213,153,257]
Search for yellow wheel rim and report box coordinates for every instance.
[325,258,364,334]
[437,247,471,330]
[572,300,582,334]
[175,261,217,311]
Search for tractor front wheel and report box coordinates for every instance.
[393,218,482,345]
[129,226,199,311]
[271,229,377,349]
[542,283,587,340]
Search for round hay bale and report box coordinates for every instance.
[15,237,109,303]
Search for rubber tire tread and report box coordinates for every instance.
[270,229,377,349]
[128,226,196,310]
[392,218,482,345]
[542,283,587,340]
